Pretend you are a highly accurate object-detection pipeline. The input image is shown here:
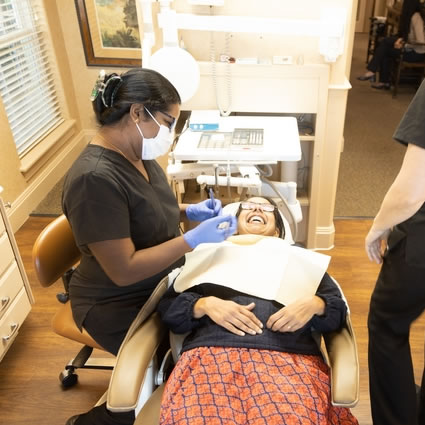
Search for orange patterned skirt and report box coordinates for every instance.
[160,347,358,425]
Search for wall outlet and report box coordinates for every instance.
[273,55,293,65]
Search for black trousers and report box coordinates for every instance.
[69,304,140,424]
[367,36,425,83]
[368,231,425,425]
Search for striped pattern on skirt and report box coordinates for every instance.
[160,346,358,425]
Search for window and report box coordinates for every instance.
[0,0,62,157]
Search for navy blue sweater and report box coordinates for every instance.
[157,272,347,357]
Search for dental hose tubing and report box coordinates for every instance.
[256,165,299,241]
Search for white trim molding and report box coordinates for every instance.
[7,129,90,232]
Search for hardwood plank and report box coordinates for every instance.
[0,216,423,424]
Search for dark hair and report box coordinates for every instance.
[92,68,181,126]
[398,0,422,39]
[236,197,285,239]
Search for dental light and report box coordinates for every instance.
[137,0,200,103]
[149,46,200,103]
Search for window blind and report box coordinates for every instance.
[0,0,62,156]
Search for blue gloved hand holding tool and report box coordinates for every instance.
[183,214,237,249]
[185,189,222,221]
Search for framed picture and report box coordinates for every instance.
[75,0,142,67]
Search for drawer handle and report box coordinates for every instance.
[2,322,19,344]
[3,202,11,209]
[0,296,10,313]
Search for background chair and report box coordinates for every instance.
[385,3,425,97]
[391,42,425,97]
[32,214,115,388]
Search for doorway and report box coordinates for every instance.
[356,0,376,32]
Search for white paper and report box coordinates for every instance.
[174,236,330,305]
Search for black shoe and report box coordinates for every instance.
[357,73,376,82]
[65,404,135,425]
[371,82,390,90]
[65,415,80,425]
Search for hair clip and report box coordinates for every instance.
[90,69,106,102]
[101,75,123,108]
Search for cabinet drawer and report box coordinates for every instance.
[0,262,23,320]
[0,233,14,276]
[0,288,31,361]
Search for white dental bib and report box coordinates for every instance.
[174,235,331,305]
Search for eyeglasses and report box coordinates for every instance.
[158,110,177,131]
[240,202,276,212]
[144,107,177,132]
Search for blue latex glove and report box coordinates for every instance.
[183,215,237,249]
[185,198,222,222]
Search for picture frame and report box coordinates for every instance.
[75,0,142,67]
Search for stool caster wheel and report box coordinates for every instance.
[60,369,78,388]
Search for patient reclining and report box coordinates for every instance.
[157,197,359,425]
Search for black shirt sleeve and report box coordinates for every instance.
[157,284,204,334]
[393,79,425,149]
[311,272,347,333]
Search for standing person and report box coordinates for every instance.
[357,0,425,90]
[63,68,237,425]
[366,79,425,425]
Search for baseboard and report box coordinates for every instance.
[309,224,336,250]
[7,130,93,232]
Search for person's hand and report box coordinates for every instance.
[186,198,222,221]
[394,37,405,49]
[266,296,325,333]
[365,226,391,264]
[193,296,263,336]
[183,214,237,249]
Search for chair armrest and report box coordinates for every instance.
[107,313,166,412]
[322,315,359,407]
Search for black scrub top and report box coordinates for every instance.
[391,79,425,268]
[62,144,184,329]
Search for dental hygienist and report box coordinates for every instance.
[62,69,236,425]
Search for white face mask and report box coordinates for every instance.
[135,107,174,160]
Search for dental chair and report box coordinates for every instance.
[100,203,360,424]
[101,278,359,425]
[32,214,115,388]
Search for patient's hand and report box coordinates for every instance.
[193,297,263,336]
[266,296,325,333]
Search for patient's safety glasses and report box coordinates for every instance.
[240,202,276,212]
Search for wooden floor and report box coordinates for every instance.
[0,216,424,425]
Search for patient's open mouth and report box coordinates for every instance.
[249,215,265,224]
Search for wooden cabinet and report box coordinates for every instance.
[0,186,34,361]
